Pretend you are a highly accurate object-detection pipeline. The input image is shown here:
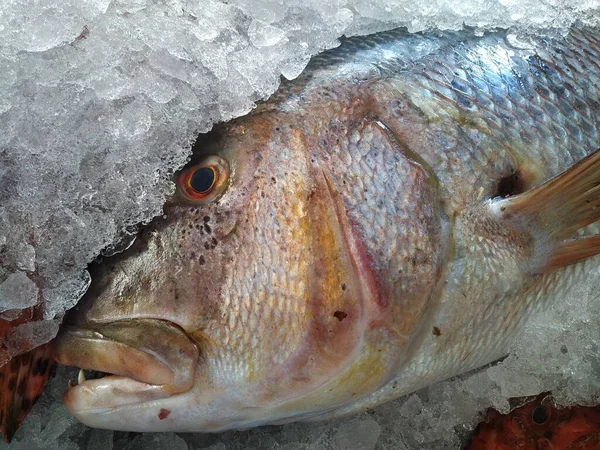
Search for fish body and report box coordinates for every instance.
[55,28,600,431]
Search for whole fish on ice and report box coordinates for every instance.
[54,27,600,431]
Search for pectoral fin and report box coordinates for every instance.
[490,149,600,273]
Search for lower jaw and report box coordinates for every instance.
[64,373,178,412]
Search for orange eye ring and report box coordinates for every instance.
[177,155,230,204]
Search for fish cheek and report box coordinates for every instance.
[249,116,451,413]
[169,206,241,330]
[177,207,225,268]
[72,204,236,333]
[313,117,449,355]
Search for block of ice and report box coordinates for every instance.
[121,433,188,450]
[15,243,36,272]
[0,272,39,312]
[86,429,114,450]
[331,418,382,450]
[2,385,81,450]
[5,320,60,357]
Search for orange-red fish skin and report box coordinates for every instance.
[0,309,55,442]
[0,343,54,442]
[466,393,600,450]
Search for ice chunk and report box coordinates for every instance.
[331,418,381,450]
[5,320,60,357]
[44,270,91,320]
[2,384,82,450]
[86,429,114,450]
[0,272,38,312]
[15,243,36,272]
[6,412,42,448]
[400,394,423,418]
[248,20,288,48]
[0,309,23,321]
[122,433,188,450]
[39,403,78,443]
[204,444,227,450]
[280,53,313,81]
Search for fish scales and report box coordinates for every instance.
[53,28,600,432]
[279,29,600,207]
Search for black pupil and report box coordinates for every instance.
[190,167,216,193]
[532,406,548,424]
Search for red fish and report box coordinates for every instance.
[466,393,600,450]
[0,308,55,442]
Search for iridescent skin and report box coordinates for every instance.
[55,28,600,431]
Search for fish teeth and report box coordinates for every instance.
[78,368,86,385]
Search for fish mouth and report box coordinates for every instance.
[54,319,199,413]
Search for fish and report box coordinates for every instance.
[0,309,55,442]
[465,393,600,449]
[53,27,600,432]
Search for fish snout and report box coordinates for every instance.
[54,319,199,413]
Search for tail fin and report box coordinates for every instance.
[491,149,600,273]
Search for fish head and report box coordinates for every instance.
[54,109,446,431]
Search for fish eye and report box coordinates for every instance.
[190,167,216,193]
[531,406,548,424]
[178,155,229,204]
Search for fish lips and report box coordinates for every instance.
[54,318,199,413]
